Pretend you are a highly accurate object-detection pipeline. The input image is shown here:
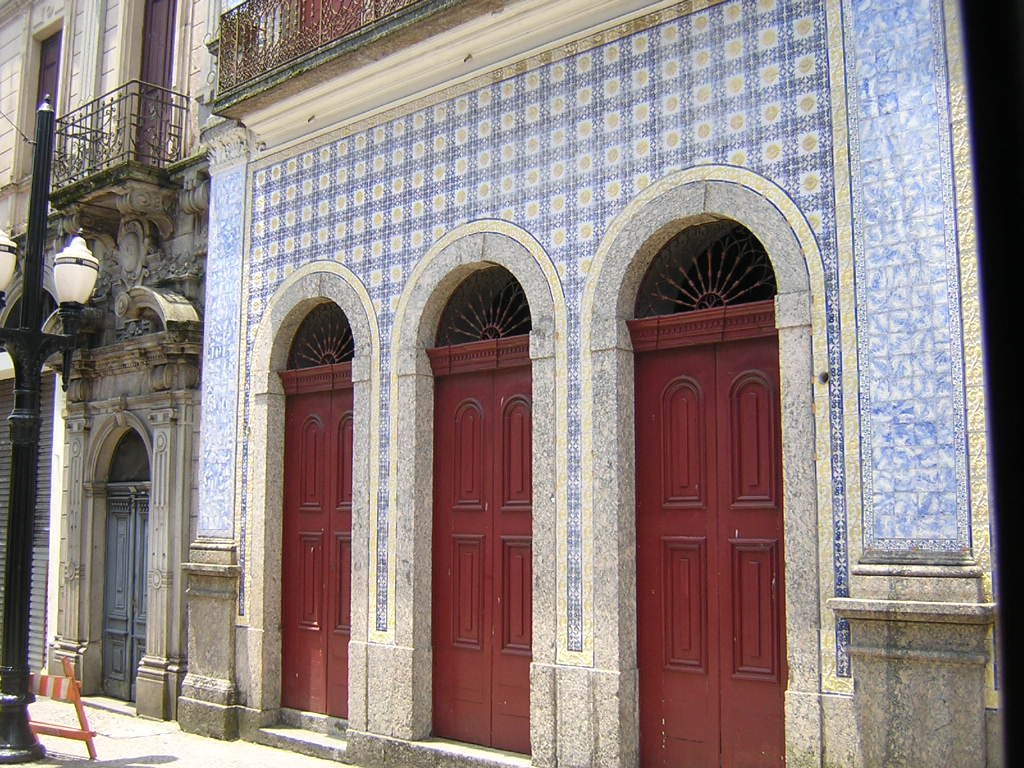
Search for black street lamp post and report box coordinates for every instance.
[0,100,98,763]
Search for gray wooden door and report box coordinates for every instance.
[102,486,149,701]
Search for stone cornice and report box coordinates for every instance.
[828,597,996,625]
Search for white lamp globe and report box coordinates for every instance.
[0,229,17,294]
[53,236,99,305]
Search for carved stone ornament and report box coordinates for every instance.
[61,207,119,246]
[115,182,176,240]
[201,118,252,171]
[180,175,210,216]
[115,218,158,287]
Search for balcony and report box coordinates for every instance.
[218,0,423,92]
[53,80,189,201]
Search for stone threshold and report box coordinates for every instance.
[348,729,532,768]
[254,724,350,762]
[252,707,351,762]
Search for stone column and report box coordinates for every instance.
[829,597,995,768]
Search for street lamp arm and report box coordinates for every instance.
[0,326,80,391]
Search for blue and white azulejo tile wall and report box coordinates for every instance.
[197,0,973,675]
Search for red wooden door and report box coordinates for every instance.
[280,364,353,718]
[430,337,532,754]
[632,301,785,767]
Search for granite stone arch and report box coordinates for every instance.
[349,220,566,757]
[243,262,381,720]
[580,166,831,766]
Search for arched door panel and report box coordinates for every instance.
[431,338,532,754]
[281,365,353,718]
[102,430,150,702]
[632,301,785,768]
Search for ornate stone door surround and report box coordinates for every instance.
[52,309,201,722]
[578,168,827,766]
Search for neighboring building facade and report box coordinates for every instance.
[181,1,1000,767]
[0,0,213,721]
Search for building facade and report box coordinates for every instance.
[0,0,213,721]
[0,0,1002,765]
[182,1,1000,767]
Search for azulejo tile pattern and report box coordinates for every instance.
[845,0,969,552]
[192,0,977,673]
[198,164,245,538]
[239,0,843,651]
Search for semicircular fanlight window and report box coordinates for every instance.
[287,302,355,369]
[635,222,777,318]
[109,430,149,483]
[436,266,532,346]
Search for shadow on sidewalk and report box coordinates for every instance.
[37,750,177,767]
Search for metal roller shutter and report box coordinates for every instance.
[0,373,56,670]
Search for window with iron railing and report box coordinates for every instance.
[52,80,188,191]
[217,0,422,92]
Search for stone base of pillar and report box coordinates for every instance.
[50,640,99,695]
[135,655,185,721]
[540,663,637,768]
[784,689,825,768]
[178,541,239,739]
[829,598,996,768]
[178,673,239,739]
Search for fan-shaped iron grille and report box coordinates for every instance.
[287,302,355,369]
[635,223,777,318]
[436,266,532,346]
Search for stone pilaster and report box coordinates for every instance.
[829,598,995,768]
[135,405,192,720]
[178,540,240,739]
[51,416,91,684]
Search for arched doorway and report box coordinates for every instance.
[279,302,355,718]
[430,266,533,754]
[631,222,786,766]
[102,429,150,701]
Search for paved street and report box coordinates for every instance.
[26,695,345,767]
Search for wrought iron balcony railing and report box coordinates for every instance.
[218,0,421,92]
[53,80,188,190]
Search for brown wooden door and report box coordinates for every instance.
[36,31,61,109]
[140,0,175,87]
[138,0,176,163]
[280,364,353,718]
[632,301,785,767]
[430,337,532,754]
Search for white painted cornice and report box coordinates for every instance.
[234,0,687,155]
[0,0,32,27]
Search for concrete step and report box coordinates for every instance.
[254,725,350,763]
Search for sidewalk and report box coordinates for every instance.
[26,695,349,767]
